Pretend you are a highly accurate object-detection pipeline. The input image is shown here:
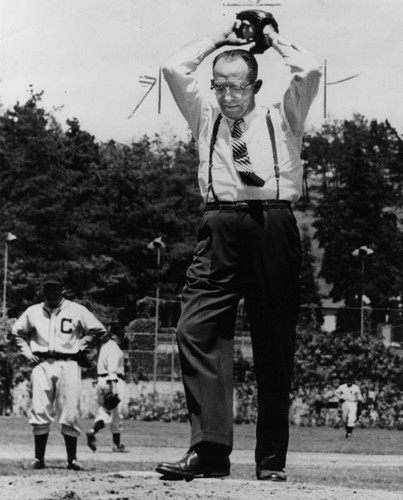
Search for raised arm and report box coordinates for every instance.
[262,26,322,137]
[162,23,248,138]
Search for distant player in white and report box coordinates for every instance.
[335,376,363,438]
[12,274,106,470]
[86,323,128,452]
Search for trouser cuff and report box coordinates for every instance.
[190,430,233,452]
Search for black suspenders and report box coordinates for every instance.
[207,114,222,202]
[265,112,280,201]
[207,111,280,202]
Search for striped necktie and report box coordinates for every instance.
[231,119,265,187]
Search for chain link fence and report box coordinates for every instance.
[125,330,253,383]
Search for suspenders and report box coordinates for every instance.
[207,111,280,202]
[265,112,280,201]
[207,114,223,202]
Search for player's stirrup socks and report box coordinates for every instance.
[34,433,49,461]
[113,433,121,447]
[63,435,78,463]
[92,420,105,434]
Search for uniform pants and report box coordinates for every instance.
[341,401,358,427]
[176,204,301,470]
[95,378,123,434]
[30,360,81,437]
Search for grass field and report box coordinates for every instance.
[1,417,402,492]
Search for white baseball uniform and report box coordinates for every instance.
[12,298,106,437]
[94,338,125,434]
[335,383,363,427]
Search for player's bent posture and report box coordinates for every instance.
[86,323,128,453]
[12,274,106,470]
[155,11,321,482]
[335,377,363,438]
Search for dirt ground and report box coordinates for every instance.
[2,470,403,500]
[0,444,402,500]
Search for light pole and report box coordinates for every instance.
[147,236,166,393]
[2,232,17,321]
[352,245,374,338]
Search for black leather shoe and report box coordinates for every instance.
[256,468,287,481]
[155,449,230,479]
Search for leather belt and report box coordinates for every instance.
[98,373,125,380]
[205,200,291,212]
[34,351,76,361]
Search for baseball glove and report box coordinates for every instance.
[75,350,92,369]
[103,392,121,411]
[235,9,279,54]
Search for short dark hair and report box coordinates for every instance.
[212,49,258,82]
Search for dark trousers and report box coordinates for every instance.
[176,203,301,470]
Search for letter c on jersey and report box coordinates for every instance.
[61,318,73,334]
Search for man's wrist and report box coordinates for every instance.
[211,31,229,49]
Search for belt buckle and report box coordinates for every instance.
[235,202,247,212]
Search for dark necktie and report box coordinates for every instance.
[231,119,265,187]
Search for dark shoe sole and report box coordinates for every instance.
[155,465,229,480]
[257,471,287,482]
[31,461,45,470]
[67,462,82,471]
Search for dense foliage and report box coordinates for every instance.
[233,325,403,428]
[1,90,201,324]
[303,115,403,332]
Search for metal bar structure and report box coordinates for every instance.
[128,75,157,119]
[323,59,327,120]
[323,59,360,120]
[158,67,162,114]
[153,246,161,393]
[2,242,8,320]
[223,1,281,6]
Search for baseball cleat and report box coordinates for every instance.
[31,458,45,469]
[67,460,82,471]
[112,444,128,453]
[256,469,287,481]
[86,432,97,451]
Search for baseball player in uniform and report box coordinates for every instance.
[335,377,363,438]
[86,323,128,453]
[12,274,106,470]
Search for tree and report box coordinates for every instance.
[299,225,323,326]
[304,115,403,332]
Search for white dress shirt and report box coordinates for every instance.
[163,34,321,203]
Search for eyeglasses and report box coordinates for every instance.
[210,80,255,97]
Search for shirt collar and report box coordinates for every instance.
[224,105,258,129]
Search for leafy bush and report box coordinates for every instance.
[127,391,188,422]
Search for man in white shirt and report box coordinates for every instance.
[335,377,364,438]
[156,13,321,482]
[12,273,106,470]
[86,323,128,453]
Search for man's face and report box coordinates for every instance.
[212,57,257,120]
[43,283,63,308]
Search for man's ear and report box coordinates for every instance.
[254,79,263,94]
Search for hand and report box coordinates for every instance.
[26,352,40,364]
[262,24,277,37]
[212,22,251,48]
[76,350,91,368]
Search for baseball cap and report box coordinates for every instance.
[42,273,64,286]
